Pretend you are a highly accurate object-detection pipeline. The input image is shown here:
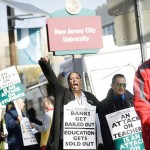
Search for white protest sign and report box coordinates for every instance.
[0,66,25,107]
[20,117,37,146]
[63,105,96,149]
[106,107,145,150]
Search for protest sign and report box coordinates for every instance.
[106,107,145,150]
[20,117,37,146]
[0,66,25,107]
[63,105,96,149]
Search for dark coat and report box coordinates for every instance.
[98,88,133,150]
[4,107,24,150]
[39,59,100,150]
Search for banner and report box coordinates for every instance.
[106,107,145,150]
[63,105,96,149]
[46,16,102,52]
[20,117,37,146]
[0,66,25,107]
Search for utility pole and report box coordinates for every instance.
[134,0,147,62]
[7,6,17,66]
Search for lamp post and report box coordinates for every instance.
[7,6,17,66]
[134,0,147,63]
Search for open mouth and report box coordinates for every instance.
[73,83,78,89]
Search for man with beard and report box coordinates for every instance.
[38,56,101,150]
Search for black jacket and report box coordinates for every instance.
[39,59,100,150]
[98,88,133,150]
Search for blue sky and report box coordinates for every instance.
[0,0,106,33]
[20,0,106,13]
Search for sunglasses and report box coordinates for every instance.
[115,83,126,88]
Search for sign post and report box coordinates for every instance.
[134,0,147,62]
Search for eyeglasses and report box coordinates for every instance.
[115,83,126,88]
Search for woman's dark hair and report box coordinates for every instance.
[27,107,36,117]
[5,101,15,112]
[67,72,81,82]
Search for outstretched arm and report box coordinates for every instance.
[31,113,51,132]
[38,57,63,92]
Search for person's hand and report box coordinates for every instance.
[40,56,49,63]
[0,132,5,139]
[30,122,35,128]
[44,56,49,62]
[17,115,22,122]
[16,115,22,124]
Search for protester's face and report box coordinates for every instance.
[111,77,126,96]
[17,99,25,110]
[7,104,13,111]
[68,73,82,93]
[42,98,49,109]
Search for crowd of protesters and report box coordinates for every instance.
[0,56,149,150]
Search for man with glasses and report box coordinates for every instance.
[98,74,133,150]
